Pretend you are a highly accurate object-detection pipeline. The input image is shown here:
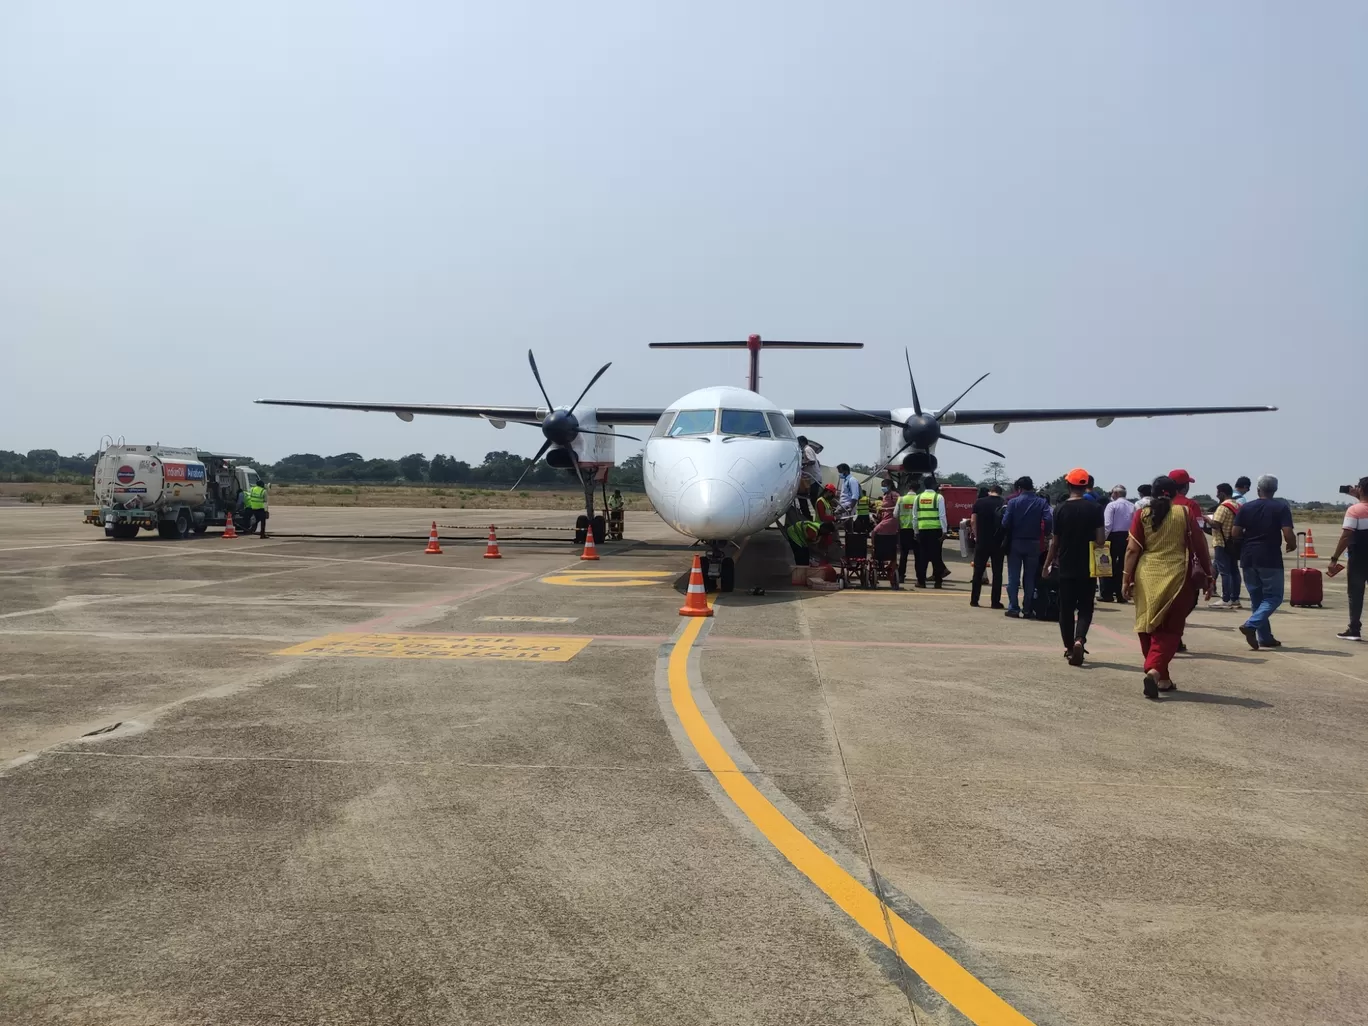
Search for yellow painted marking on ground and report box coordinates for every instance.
[668,616,1037,1026]
[276,632,592,661]
[541,569,675,587]
[477,615,579,624]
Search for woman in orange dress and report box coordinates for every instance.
[1122,476,1214,699]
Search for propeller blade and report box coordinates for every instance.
[839,404,907,429]
[527,350,554,411]
[859,443,913,484]
[939,432,1006,459]
[568,362,613,416]
[904,348,922,416]
[508,439,554,492]
[934,372,990,422]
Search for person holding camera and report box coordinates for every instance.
[1328,477,1368,642]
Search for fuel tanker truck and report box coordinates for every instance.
[84,444,263,539]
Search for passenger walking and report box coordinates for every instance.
[1207,483,1242,609]
[1122,476,1214,698]
[1328,476,1368,642]
[1001,476,1053,618]
[1101,485,1135,603]
[1231,474,1296,650]
[896,484,919,583]
[1233,476,1252,505]
[1045,469,1107,665]
[970,484,1005,608]
[912,476,949,588]
[1134,483,1153,510]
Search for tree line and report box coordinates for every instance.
[0,448,646,491]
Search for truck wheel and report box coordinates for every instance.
[111,523,138,540]
[192,521,208,535]
[174,510,191,539]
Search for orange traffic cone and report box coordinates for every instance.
[222,512,238,539]
[679,555,714,617]
[424,521,443,555]
[1303,529,1318,559]
[483,524,502,559]
[580,528,600,561]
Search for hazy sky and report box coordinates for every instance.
[3,2,1363,498]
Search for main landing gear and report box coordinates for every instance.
[697,542,736,593]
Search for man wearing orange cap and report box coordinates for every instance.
[1044,468,1106,665]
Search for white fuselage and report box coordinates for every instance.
[640,386,801,542]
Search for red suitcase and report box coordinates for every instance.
[1290,532,1323,608]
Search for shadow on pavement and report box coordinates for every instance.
[1160,690,1273,710]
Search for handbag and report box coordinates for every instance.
[1090,542,1113,578]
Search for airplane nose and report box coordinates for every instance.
[677,478,748,538]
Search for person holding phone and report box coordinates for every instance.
[1328,477,1368,642]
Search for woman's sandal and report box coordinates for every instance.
[1157,680,1177,692]
[1143,671,1160,700]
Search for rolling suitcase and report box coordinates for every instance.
[1290,532,1323,608]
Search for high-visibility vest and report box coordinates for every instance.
[855,494,872,516]
[246,485,267,510]
[785,520,819,547]
[897,493,919,529]
[915,490,941,530]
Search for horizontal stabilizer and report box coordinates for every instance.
[649,340,863,349]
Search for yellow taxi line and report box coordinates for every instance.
[668,612,1037,1026]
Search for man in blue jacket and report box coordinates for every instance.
[1001,475,1053,618]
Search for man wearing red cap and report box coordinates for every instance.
[1044,468,1106,665]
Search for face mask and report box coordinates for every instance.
[881,486,889,494]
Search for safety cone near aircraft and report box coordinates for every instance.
[679,555,714,617]
[580,528,600,561]
[222,512,237,539]
[483,524,502,559]
[424,521,443,555]
[1303,529,1319,559]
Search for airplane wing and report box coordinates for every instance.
[254,399,668,427]
[789,405,1277,427]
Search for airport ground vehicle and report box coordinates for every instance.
[84,444,261,539]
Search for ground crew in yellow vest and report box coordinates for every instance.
[912,476,950,588]
[896,485,920,582]
[245,481,269,539]
[784,518,821,566]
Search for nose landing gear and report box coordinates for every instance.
[698,543,736,593]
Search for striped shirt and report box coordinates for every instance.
[1345,501,1368,554]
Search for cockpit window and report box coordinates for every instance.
[650,410,677,438]
[719,409,771,437]
[667,409,717,436]
[765,411,796,439]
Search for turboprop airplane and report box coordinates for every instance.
[256,335,1276,591]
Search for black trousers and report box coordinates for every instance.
[254,508,269,537]
[1098,531,1128,600]
[971,546,1003,606]
[898,528,917,579]
[1058,575,1096,649]
[915,529,946,586]
[1348,552,1366,635]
